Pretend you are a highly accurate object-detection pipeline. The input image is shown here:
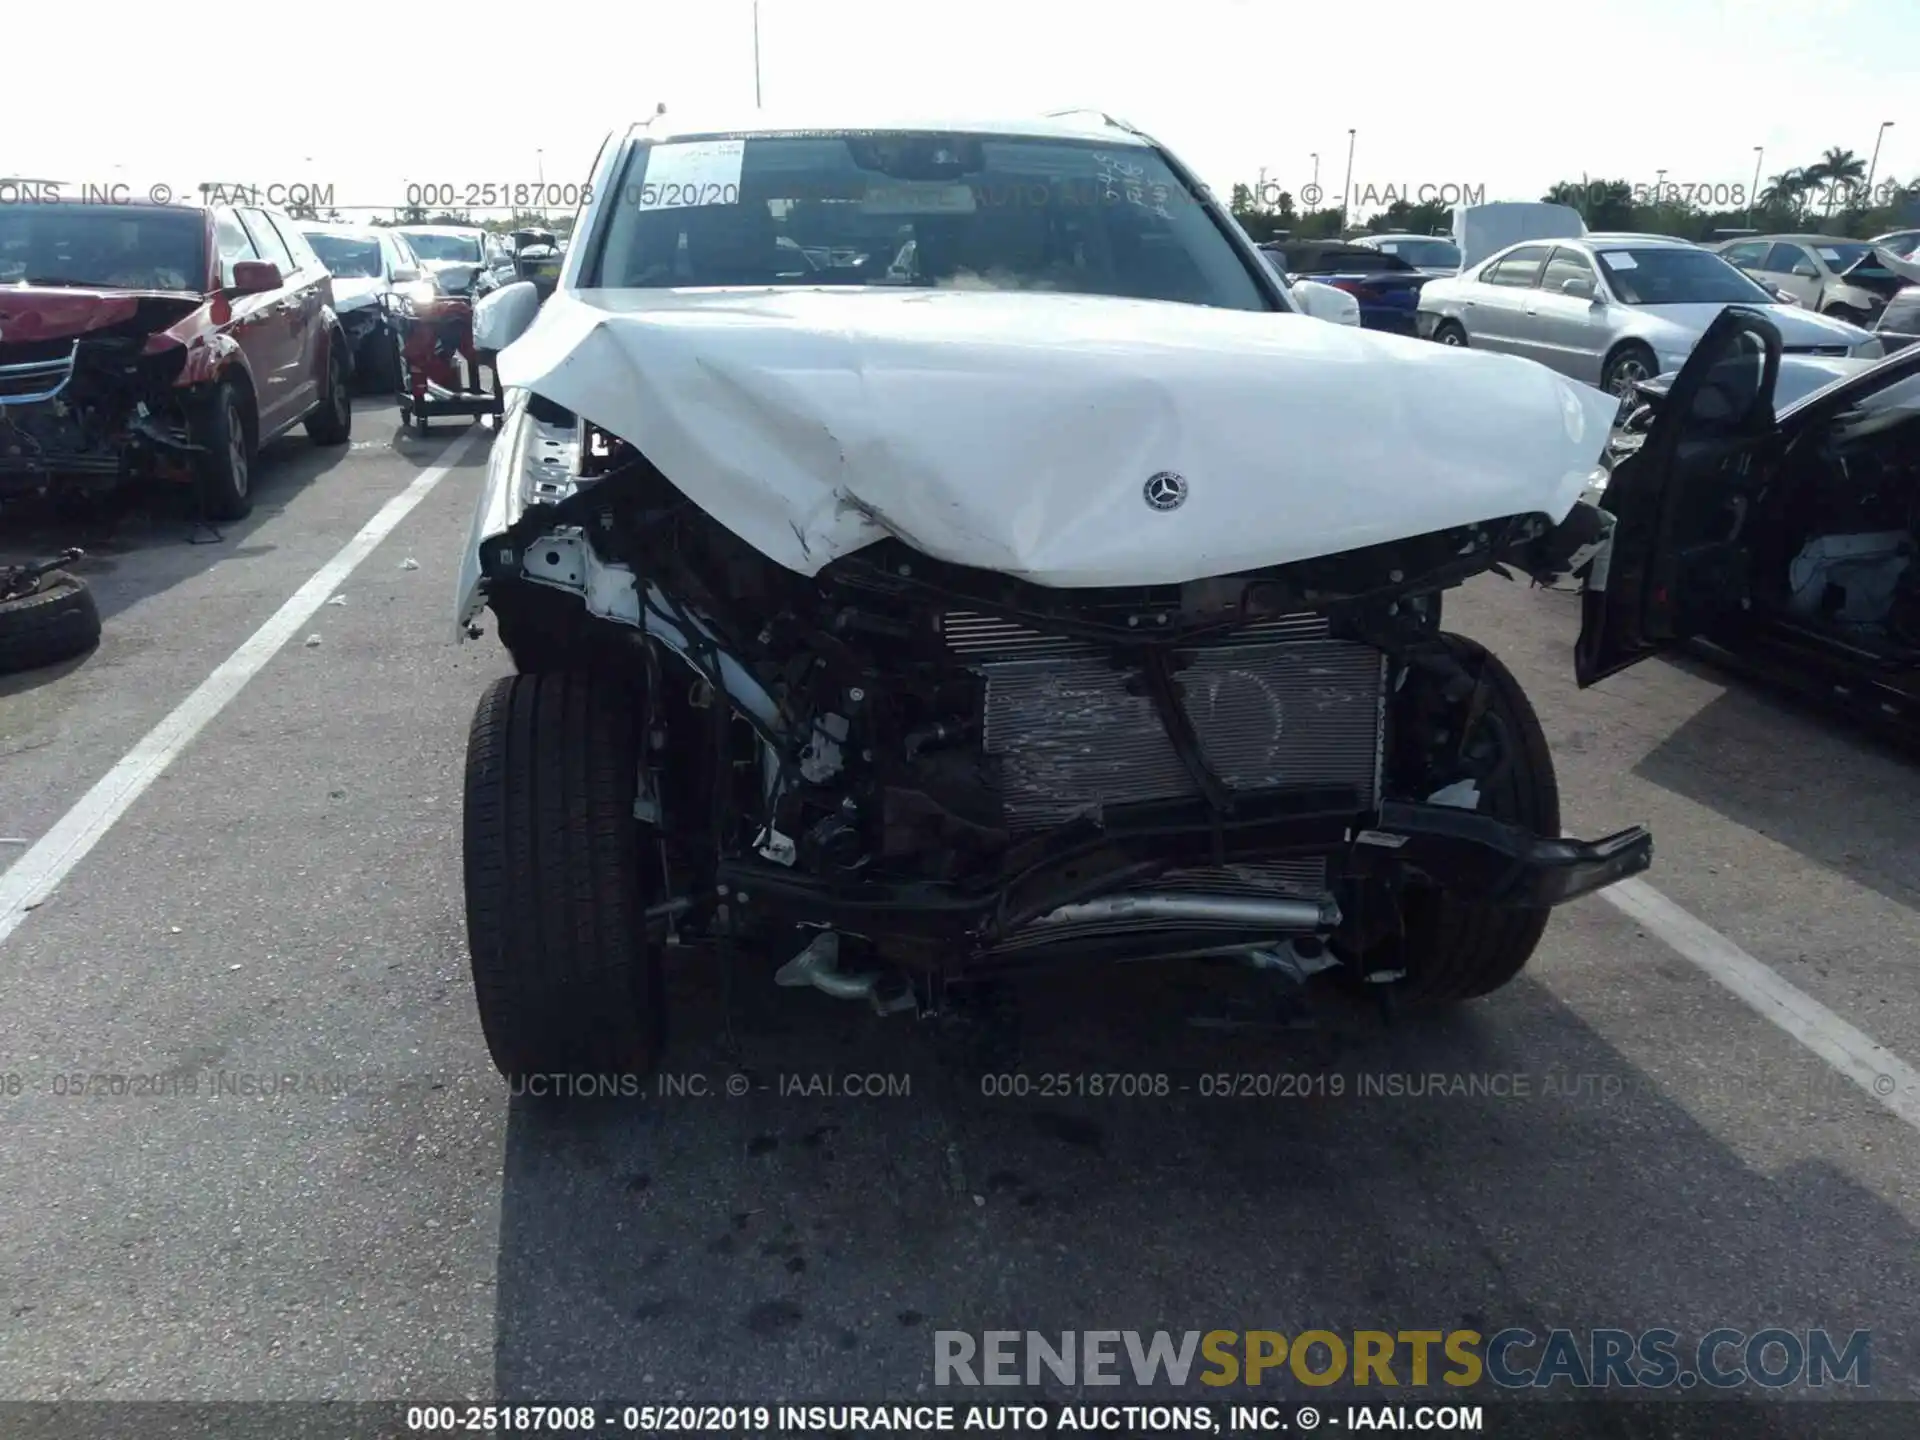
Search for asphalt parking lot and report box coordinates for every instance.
[2,400,1918,1431]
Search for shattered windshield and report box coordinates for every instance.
[585,131,1271,309]
[1594,248,1776,305]
[401,231,484,262]
[305,233,384,278]
[0,203,206,291]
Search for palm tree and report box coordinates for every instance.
[1815,147,1867,214]
[1762,168,1810,220]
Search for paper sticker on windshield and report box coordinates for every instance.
[860,182,976,215]
[632,140,745,211]
[1816,248,1841,262]
[1600,251,1638,269]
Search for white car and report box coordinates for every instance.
[296,222,433,388]
[450,109,1656,1087]
[394,224,512,296]
[1419,234,1880,399]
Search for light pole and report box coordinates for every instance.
[536,149,546,223]
[1747,145,1763,228]
[1865,121,1894,208]
[753,1,763,108]
[1654,167,1666,206]
[1340,129,1355,232]
[1310,152,1320,194]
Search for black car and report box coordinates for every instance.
[1585,307,1920,734]
[1258,241,1430,335]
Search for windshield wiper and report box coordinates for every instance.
[16,275,105,288]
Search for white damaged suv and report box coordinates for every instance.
[452,110,1679,1085]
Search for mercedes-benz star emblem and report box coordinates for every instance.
[1143,471,1188,512]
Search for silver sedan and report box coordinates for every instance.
[1416,235,1882,400]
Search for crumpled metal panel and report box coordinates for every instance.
[980,641,1385,829]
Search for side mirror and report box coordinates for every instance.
[472,280,542,352]
[1793,264,1819,279]
[390,265,422,283]
[229,260,283,295]
[1561,276,1595,298]
[1289,279,1362,327]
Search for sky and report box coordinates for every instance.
[5,0,1912,222]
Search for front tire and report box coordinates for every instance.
[305,334,353,446]
[462,672,664,1083]
[1379,635,1561,1003]
[1432,320,1468,347]
[1601,343,1658,406]
[195,382,254,521]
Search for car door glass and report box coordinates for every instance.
[1764,243,1814,276]
[267,214,321,277]
[1540,247,1597,295]
[1481,245,1550,287]
[1722,241,1767,269]
[237,208,295,279]
[214,210,260,287]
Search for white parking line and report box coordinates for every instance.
[1603,877,1920,1131]
[0,428,484,951]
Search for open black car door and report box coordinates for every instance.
[1575,306,1783,685]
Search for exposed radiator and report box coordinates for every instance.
[977,637,1386,830]
[1147,858,1329,896]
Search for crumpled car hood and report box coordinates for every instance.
[497,287,1620,588]
[329,276,383,311]
[0,287,204,345]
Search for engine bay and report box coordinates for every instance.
[472,402,1647,979]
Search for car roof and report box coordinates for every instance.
[298,222,381,239]
[1362,232,1457,243]
[623,109,1155,148]
[1579,233,1698,246]
[396,224,489,235]
[1731,234,1861,244]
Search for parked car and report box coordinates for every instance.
[395,225,512,297]
[1259,240,1430,334]
[1350,233,1461,276]
[297,222,435,390]
[1591,310,1920,735]
[450,109,1654,1087]
[1713,235,1907,324]
[1418,235,1880,401]
[0,196,352,519]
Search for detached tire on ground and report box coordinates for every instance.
[1386,634,1562,1004]
[0,570,102,675]
[462,672,664,1083]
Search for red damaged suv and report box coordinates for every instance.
[0,196,354,520]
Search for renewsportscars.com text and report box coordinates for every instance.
[935,1328,1870,1389]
